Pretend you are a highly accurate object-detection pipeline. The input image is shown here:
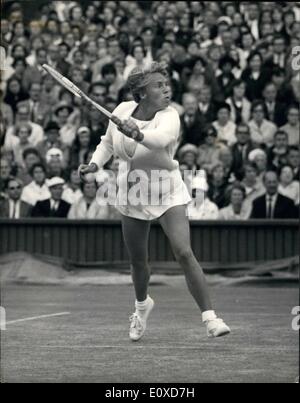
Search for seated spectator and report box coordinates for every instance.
[280,105,300,146]
[231,123,255,180]
[68,66,89,94]
[4,101,44,149]
[58,88,82,128]
[278,165,300,205]
[47,43,71,76]
[71,48,93,82]
[217,55,237,100]
[177,143,199,175]
[250,171,296,219]
[197,125,222,173]
[197,85,217,124]
[69,126,94,167]
[267,130,290,171]
[187,173,219,220]
[248,148,268,184]
[240,51,269,101]
[185,56,219,99]
[248,100,277,148]
[0,157,12,195]
[213,102,237,147]
[31,177,71,218]
[262,81,287,127]
[226,79,251,124]
[9,57,34,94]
[22,47,48,91]
[219,183,250,220]
[12,123,34,168]
[27,82,49,127]
[0,178,31,218]
[3,77,29,115]
[45,148,66,179]
[179,93,206,146]
[288,146,300,181]
[218,146,236,183]
[263,34,288,72]
[21,163,51,206]
[207,162,229,209]
[39,74,61,107]
[36,121,69,168]
[0,88,14,127]
[68,180,110,219]
[241,162,265,212]
[101,63,125,101]
[62,167,83,205]
[53,101,78,146]
[271,66,296,106]
[124,44,151,80]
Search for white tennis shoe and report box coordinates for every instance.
[205,318,231,338]
[129,297,155,342]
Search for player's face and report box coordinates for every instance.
[143,73,171,111]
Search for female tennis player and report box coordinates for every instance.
[79,62,230,341]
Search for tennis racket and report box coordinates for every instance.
[42,63,121,125]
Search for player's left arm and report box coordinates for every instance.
[113,108,180,150]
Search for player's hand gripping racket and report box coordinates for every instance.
[42,64,139,138]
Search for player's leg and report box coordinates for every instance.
[158,205,230,337]
[121,214,151,301]
[121,214,155,341]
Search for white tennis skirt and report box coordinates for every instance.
[115,168,192,221]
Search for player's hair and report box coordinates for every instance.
[127,62,169,103]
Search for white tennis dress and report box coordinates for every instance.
[90,101,191,220]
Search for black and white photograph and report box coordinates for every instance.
[0,0,299,386]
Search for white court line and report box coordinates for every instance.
[38,345,220,350]
[6,312,70,325]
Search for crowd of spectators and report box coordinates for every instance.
[0,1,299,220]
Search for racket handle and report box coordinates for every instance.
[132,130,141,141]
[111,115,122,126]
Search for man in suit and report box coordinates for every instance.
[250,171,296,219]
[263,35,288,72]
[31,177,70,218]
[180,93,207,146]
[262,82,287,127]
[197,85,217,124]
[288,146,300,181]
[0,178,31,218]
[231,123,255,180]
[48,44,71,76]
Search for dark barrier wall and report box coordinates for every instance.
[0,219,298,263]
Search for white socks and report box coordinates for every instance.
[135,296,151,319]
[202,310,217,323]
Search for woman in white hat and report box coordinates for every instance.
[187,172,219,220]
[79,62,230,341]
